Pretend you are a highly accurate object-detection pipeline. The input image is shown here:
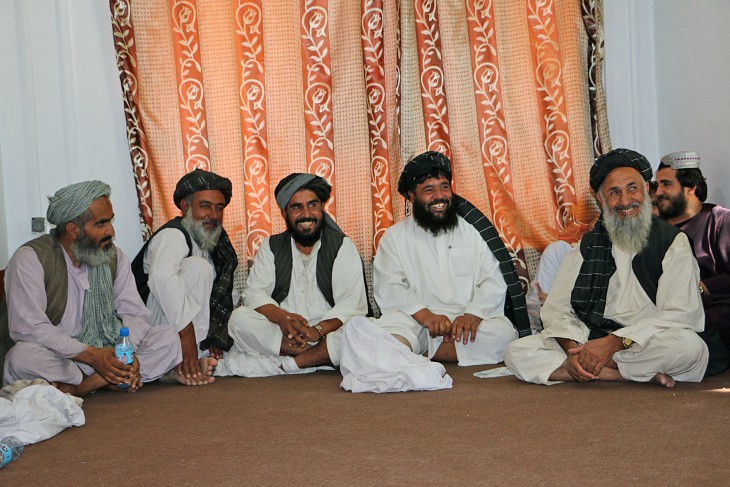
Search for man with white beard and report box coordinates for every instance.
[132,169,238,385]
[504,148,708,387]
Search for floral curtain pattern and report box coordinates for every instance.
[110,0,608,289]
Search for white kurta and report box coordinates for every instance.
[142,228,215,349]
[371,216,517,366]
[504,232,708,384]
[227,235,367,366]
[3,245,182,386]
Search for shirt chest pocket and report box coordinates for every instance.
[449,246,478,278]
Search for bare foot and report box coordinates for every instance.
[651,372,676,388]
[52,373,121,397]
[162,357,217,386]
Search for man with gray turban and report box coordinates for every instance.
[216,173,367,377]
[132,168,237,385]
[0,181,184,395]
[505,148,708,387]
[654,151,729,374]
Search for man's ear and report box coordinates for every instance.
[179,198,189,215]
[595,189,605,207]
[685,185,697,196]
[65,221,81,240]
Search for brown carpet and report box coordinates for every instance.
[2,365,729,486]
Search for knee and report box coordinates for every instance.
[180,256,215,281]
[4,343,52,384]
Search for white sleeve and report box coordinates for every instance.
[319,238,368,323]
[373,229,429,316]
[242,239,278,310]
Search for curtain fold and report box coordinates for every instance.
[110,0,607,291]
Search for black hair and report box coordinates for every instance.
[657,163,708,202]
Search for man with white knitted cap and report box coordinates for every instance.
[655,151,730,374]
[0,181,194,395]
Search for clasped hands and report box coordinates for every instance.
[413,309,481,344]
[561,334,624,382]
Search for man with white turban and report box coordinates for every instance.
[0,181,193,395]
[654,151,730,374]
[505,148,709,387]
[217,173,367,376]
[132,169,238,384]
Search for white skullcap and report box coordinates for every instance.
[660,151,700,170]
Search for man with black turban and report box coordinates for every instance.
[505,148,709,387]
[1,181,182,395]
[338,151,530,392]
[132,168,237,385]
[216,173,367,376]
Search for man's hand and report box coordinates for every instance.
[276,313,311,347]
[556,338,596,382]
[75,346,134,386]
[451,314,481,344]
[177,323,202,381]
[208,346,224,360]
[127,355,142,391]
[574,334,624,376]
[413,309,452,339]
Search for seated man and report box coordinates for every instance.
[132,169,238,383]
[0,181,212,396]
[220,173,367,375]
[369,151,530,367]
[655,151,730,372]
[505,148,708,387]
[526,240,574,333]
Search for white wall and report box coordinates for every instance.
[0,0,142,268]
[605,0,730,206]
[1,0,729,267]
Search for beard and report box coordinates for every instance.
[181,208,222,253]
[412,196,459,236]
[601,193,653,255]
[286,216,323,248]
[657,191,688,220]
[73,231,116,267]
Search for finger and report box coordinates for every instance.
[451,320,463,343]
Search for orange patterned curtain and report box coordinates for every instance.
[110,0,607,288]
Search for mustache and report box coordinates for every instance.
[295,218,318,225]
[201,219,219,226]
[100,235,113,244]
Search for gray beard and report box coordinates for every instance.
[601,194,653,255]
[73,232,117,267]
[181,210,222,253]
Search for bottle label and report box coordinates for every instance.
[1,443,12,466]
[115,346,134,365]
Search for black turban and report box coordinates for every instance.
[274,173,332,209]
[397,151,452,197]
[589,148,652,192]
[173,169,233,209]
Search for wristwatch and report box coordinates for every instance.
[314,324,326,341]
[622,337,634,349]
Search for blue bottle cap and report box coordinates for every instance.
[120,327,129,337]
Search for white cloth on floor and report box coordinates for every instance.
[473,367,513,379]
[0,380,85,445]
[214,349,333,378]
[339,317,452,393]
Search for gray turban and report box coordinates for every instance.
[397,151,452,197]
[274,173,341,232]
[173,169,233,209]
[47,180,111,225]
[589,148,652,192]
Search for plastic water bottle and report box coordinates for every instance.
[0,436,24,469]
[115,327,134,389]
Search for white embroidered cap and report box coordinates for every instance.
[660,151,700,170]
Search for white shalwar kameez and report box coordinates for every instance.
[3,246,182,385]
[142,228,217,352]
[227,236,367,366]
[504,233,708,384]
[372,216,517,366]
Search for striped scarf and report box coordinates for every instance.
[79,255,122,348]
[453,195,531,338]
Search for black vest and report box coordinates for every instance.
[268,226,345,307]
